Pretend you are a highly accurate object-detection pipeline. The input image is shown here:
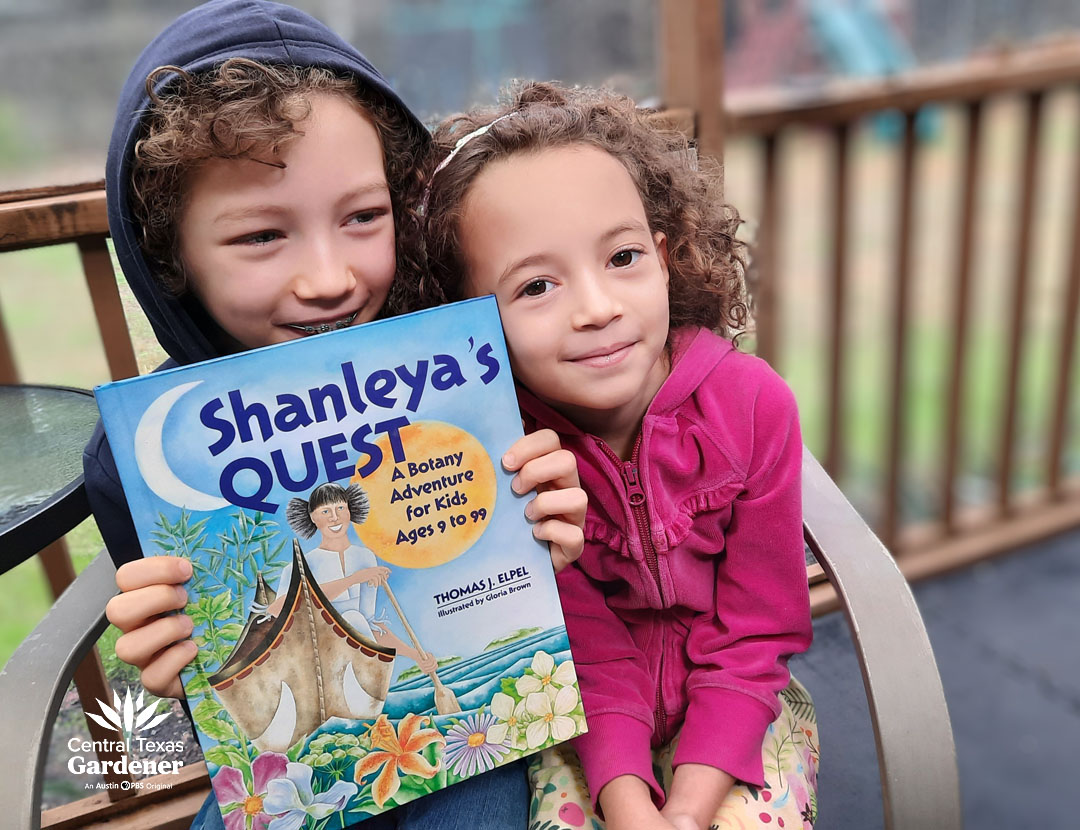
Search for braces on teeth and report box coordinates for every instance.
[290,313,357,334]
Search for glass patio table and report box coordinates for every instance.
[0,384,99,574]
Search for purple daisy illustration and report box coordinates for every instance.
[444,712,510,777]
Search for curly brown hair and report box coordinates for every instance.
[130,57,428,312]
[413,81,748,338]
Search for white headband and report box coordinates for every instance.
[420,112,517,216]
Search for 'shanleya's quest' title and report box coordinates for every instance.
[197,344,501,512]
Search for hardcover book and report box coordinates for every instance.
[95,296,585,824]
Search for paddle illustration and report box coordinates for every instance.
[382,582,462,714]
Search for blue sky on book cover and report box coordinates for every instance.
[95,297,585,821]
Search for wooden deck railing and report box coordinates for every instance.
[715,40,1080,580]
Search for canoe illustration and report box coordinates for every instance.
[208,540,396,752]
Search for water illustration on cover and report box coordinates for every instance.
[95,297,585,824]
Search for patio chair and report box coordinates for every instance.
[0,447,962,830]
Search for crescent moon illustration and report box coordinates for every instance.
[134,380,230,511]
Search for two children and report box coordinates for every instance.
[94,3,817,829]
[88,2,583,829]
[417,82,818,830]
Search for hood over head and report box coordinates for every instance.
[106,0,428,366]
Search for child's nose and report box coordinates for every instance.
[292,242,358,300]
[569,274,622,329]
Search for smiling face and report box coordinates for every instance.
[176,93,397,351]
[310,499,352,544]
[459,145,671,449]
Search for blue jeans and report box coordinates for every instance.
[191,758,527,829]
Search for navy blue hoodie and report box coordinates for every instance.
[83,0,429,567]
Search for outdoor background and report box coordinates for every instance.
[3,0,1080,811]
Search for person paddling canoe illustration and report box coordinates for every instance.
[257,481,438,676]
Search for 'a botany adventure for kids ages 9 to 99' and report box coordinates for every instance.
[95,297,586,822]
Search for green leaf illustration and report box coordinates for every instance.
[204,743,249,771]
[198,715,239,743]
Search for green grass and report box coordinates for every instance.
[0,518,109,669]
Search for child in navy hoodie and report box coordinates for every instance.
[85,4,585,828]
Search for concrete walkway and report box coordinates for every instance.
[794,527,1079,828]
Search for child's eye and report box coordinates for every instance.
[609,249,643,268]
[232,229,282,246]
[520,279,554,297]
[346,209,384,226]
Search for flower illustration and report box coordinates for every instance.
[525,686,579,749]
[788,746,818,828]
[299,731,367,779]
[487,692,529,747]
[444,712,510,777]
[801,744,818,793]
[212,752,288,830]
[262,762,357,830]
[515,651,577,700]
[352,714,445,808]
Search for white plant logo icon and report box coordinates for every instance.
[86,688,170,746]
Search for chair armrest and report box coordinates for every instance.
[0,550,116,830]
[801,447,962,830]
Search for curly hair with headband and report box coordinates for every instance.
[411,81,749,339]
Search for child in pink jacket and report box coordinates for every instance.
[414,82,818,830]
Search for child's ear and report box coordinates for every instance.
[653,232,670,285]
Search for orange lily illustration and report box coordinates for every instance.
[353,714,445,808]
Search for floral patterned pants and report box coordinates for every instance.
[527,678,818,830]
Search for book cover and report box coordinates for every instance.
[95,296,585,823]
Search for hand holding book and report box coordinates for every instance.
[503,428,587,573]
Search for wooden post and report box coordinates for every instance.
[1048,104,1080,497]
[998,91,1044,516]
[0,294,19,383]
[78,237,140,381]
[942,100,983,533]
[756,133,781,368]
[659,0,725,166]
[883,111,918,553]
[824,123,850,480]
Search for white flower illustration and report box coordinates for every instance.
[487,692,529,747]
[263,762,357,830]
[524,685,580,749]
[514,652,577,701]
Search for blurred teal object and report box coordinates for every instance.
[809,0,942,142]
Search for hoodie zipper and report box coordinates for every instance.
[598,437,669,741]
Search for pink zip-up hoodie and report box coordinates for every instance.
[518,327,812,809]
